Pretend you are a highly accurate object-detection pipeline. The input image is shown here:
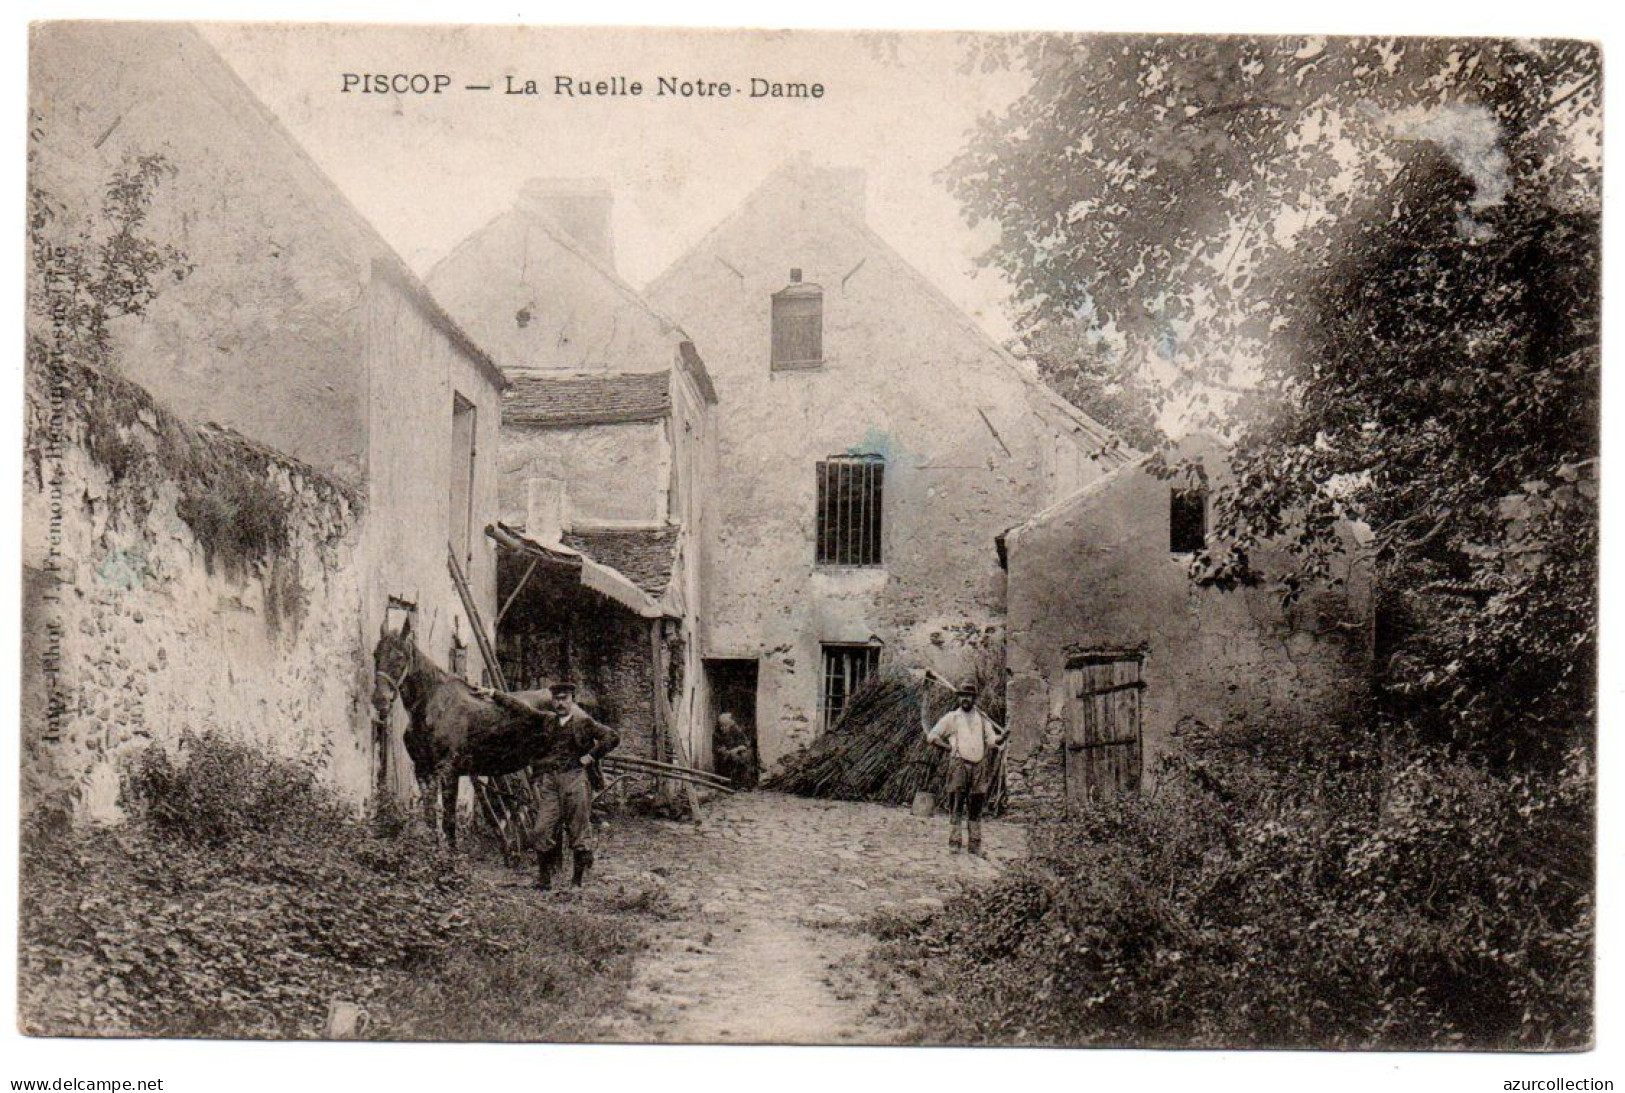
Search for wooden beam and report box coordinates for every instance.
[448,543,507,691]
[495,555,540,628]
[651,619,702,824]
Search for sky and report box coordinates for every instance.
[204,24,1031,341]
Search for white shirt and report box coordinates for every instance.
[927,707,1002,764]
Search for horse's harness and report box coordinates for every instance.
[372,661,424,725]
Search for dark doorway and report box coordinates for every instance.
[706,658,760,789]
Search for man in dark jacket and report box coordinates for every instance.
[488,681,619,890]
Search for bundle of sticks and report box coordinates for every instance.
[764,669,1007,810]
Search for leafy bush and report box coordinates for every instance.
[873,720,1593,1049]
[123,729,342,845]
[20,734,638,1039]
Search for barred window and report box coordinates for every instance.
[816,457,883,566]
[1170,487,1208,553]
[771,274,823,369]
[821,644,880,731]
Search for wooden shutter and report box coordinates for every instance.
[772,285,823,368]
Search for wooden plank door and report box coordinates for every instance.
[1061,652,1144,806]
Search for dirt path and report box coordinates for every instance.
[573,792,1024,1044]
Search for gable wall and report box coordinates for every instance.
[648,181,1117,767]
[428,211,679,374]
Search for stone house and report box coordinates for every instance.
[24,23,506,815]
[483,359,719,771]
[643,163,1131,771]
[1000,433,1376,812]
[429,182,718,772]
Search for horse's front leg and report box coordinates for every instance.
[416,771,437,834]
[440,769,459,850]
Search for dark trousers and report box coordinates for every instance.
[948,790,987,824]
[533,767,593,853]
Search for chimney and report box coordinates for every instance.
[517,178,616,270]
[525,477,568,545]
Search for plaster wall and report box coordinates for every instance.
[646,176,1119,768]
[499,420,668,527]
[362,274,504,797]
[29,22,376,484]
[1003,439,1375,812]
[665,367,717,768]
[428,207,681,373]
[27,24,508,813]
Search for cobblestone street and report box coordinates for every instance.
[571,791,1025,1044]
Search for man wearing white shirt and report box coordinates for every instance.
[926,684,1006,855]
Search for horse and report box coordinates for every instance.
[370,615,559,846]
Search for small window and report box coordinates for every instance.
[771,274,823,369]
[816,457,883,566]
[1170,487,1208,553]
[821,643,880,731]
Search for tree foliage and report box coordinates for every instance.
[947,36,1600,759]
[949,36,1597,356]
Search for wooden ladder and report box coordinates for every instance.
[448,544,538,864]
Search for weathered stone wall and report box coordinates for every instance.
[27,24,507,813]
[1002,436,1376,813]
[645,168,1123,769]
[21,363,370,823]
[496,586,659,762]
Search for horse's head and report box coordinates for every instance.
[371,615,418,722]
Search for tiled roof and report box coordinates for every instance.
[503,372,671,427]
[562,526,681,595]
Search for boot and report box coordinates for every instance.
[571,848,595,888]
[535,846,563,891]
[948,821,963,852]
[967,821,984,857]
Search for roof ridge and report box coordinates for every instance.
[1008,453,1153,536]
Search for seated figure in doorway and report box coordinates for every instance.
[714,711,758,789]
